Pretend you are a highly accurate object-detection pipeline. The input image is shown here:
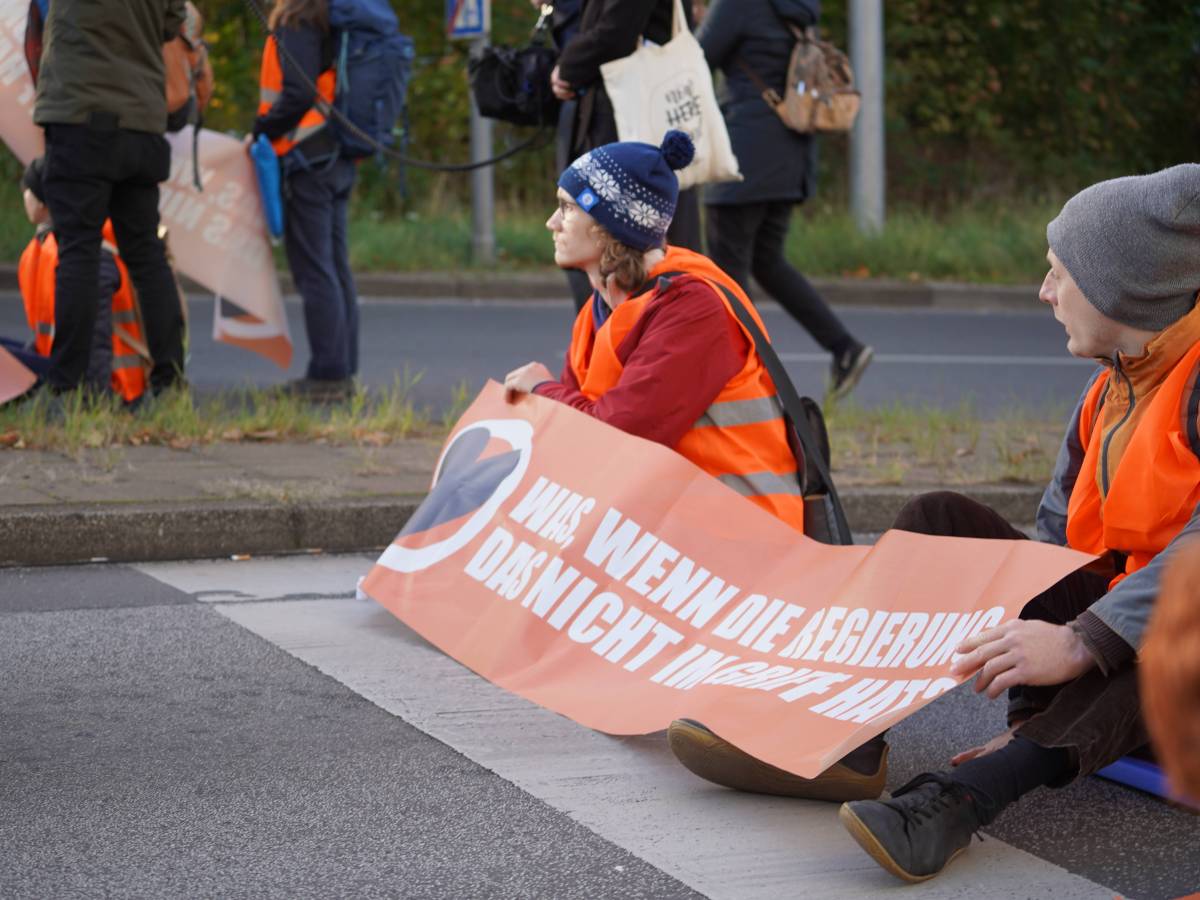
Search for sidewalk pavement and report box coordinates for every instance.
[0,265,1040,311]
[0,439,1044,567]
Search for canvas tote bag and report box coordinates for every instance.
[599,0,742,190]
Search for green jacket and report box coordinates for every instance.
[34,0,186,134]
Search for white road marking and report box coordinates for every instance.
[141,557,1114,899]
[779,352,1092,366]
[134,554,375,603]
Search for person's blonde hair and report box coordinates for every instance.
[591,224,650,295]
[269,0,328,31]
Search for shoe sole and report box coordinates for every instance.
[829,345,875,402]
[667,720,886,801]
[838,803,966,884]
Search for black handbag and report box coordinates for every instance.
[468,9,560,128]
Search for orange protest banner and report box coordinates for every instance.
[364,382,1095,778]
[0,343,36,405]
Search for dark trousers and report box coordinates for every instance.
[0,337,49,377]
[283,156,358,381]
[894,491,1148,780]
[41,122,184,392]
[706,201,851,354]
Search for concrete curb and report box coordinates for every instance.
[0,496,421,567]
[0,484,1043,567]
[0,264,1039,311]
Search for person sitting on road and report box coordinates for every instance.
[504,129,810,532]
[7,158,148,405]
[504,129,890,799]
[832,164,1200,882]
[1140,537,1200,805]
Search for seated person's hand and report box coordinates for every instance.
[950,618,1095,699]
[504,361,554,400]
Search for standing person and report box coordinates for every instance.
[551,0,704,282]
[254,0,358,401]
[529,0,594,311]
[33,0,187,397]
[698,0,873,400]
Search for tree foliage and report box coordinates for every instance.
[46,0,1198,211]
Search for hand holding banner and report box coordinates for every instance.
[365,383,1095,778]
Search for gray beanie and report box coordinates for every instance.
[1047,164,1200,331]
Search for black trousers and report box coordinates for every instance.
[283,156,358,381]
[41,122,184,393]
[894,491,1148,780]
[706,201,851,354]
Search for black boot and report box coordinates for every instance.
[839,772,986,882]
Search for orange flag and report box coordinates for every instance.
[364,383,1094,778]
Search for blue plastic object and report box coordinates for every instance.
[1095,755,1171,798]
[251,134,285,239]
[1094,755,1199,810]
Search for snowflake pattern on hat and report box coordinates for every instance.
[573,148,673,238]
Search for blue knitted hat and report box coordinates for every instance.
[558,130,695,252]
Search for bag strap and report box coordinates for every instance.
[734,57,784,109]
[733,21,818,116]
[670,0,687,39]
[656,272,854,544]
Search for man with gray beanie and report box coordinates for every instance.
[834,164,1200,883]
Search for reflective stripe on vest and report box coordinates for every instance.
[257,36,336,158]
[695,395,786,430]
[17,224,148,403]
[566,246,806,533]
[1066,331,1200,586]
[718,470,804,498]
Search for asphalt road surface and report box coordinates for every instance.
[3,555,1198,899]
[0,291,1096,417]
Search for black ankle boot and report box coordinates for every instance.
[839,772,986,882]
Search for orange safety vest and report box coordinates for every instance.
[1066,340,1200,587]
[567,246,807,533]
[258,35,336,157]
[17,223,148,403]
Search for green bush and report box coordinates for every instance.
[7,1,1197,216]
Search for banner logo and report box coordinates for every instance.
[378,418,533,573]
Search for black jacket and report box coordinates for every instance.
[556,0,693,157]
[34,0,186,134]
[698,0,819,206]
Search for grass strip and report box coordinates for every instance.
[1,379,1064,486]
[0,373,471,456]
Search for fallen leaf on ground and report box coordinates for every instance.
[247,429,279,441]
